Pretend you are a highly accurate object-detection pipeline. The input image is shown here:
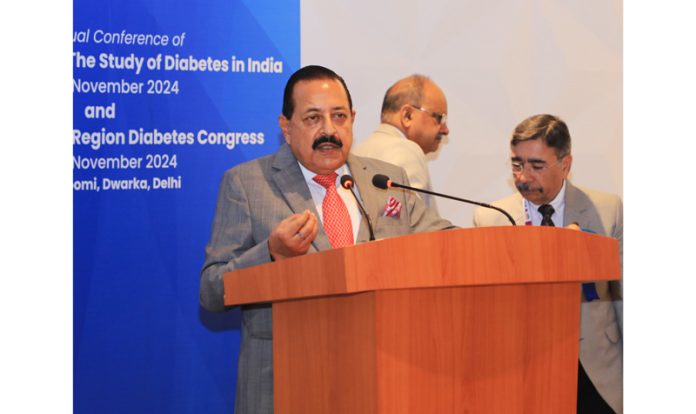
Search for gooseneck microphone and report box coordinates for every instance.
[372,174,516,226]
[340,175,376,241]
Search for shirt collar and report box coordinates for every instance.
[523,180,567,226]
[297,162,351,185]
[379,122,408,140]
[528,180,567,211]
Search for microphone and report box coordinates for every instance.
[372,174,516,226]
[340,175,376,241]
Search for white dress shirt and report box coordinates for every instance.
[524,180,567,227]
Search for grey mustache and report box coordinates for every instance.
[516,183,542,193]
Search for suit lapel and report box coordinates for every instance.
[271,144,332,252]
[563,181,588,228]
[511,193,527,226]
[347,155,382,243]
[501,192,526,226]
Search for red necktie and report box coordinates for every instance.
[313,173,354,248]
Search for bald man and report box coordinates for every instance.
[354,75,449,210]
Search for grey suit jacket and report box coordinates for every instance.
[473,181,623,413]
[201,144,453,414]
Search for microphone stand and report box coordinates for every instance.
[387,181,517,226]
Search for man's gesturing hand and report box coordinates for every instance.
[268,210,319,261]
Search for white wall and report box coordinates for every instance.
[302,0,622,227]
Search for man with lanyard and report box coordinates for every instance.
[473,114,623,413]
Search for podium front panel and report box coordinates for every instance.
[273,283,580,413]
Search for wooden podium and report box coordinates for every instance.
[224,227,620,413]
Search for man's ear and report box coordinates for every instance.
[562,154,573,176]
[400,105,413,128]
[279,115,290,144]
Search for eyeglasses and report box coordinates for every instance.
[409,105,448,126]
[511,155,566,175]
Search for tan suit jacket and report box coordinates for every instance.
[473,181,623,413]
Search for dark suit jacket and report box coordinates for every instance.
[201,144,453,414]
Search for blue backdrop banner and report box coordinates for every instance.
[73,1,299,412]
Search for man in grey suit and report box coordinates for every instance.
[200,65,453,414]
[473,114,623,413]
